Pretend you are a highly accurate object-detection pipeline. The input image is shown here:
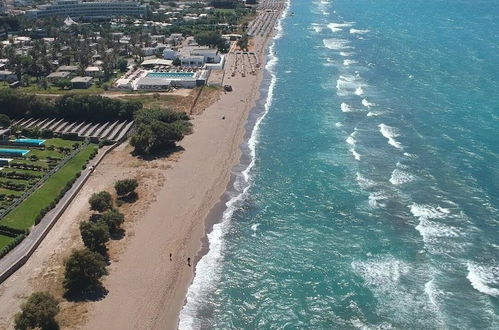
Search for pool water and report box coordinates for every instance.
[0,149,29,156]
[14,139,45,146]
[146,72,195,79]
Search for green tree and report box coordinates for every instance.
[80,221,110,253]
[237,33,249,51]
[0,114,10,127]
[14,292,59,330]
[89,191,113,212]
[194,31,229,53]
[100,209,125,233]
[114,179,138,196]
[53,79,71,90]
[172,57,181,67]
[63,249,107,293]
[118,58,128,72]
[130,108,191,155]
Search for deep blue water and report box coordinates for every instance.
[180,0,499,328]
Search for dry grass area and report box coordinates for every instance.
[117,86,221,116]
[22,143,183,329]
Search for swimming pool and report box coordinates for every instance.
[146,72,195,79]
[0,149,29,157]
[14,139,46,146]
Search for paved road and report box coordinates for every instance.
[0,145,114,283]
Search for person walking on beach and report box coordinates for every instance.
[187,257,191,267]
[169,253,172,261]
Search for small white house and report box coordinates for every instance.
[84,66,103,78]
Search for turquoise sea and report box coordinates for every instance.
[180,0,499,328]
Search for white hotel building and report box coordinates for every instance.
[26,0,147,20]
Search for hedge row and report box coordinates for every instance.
[0,225,28,237]
[0,171,42,180]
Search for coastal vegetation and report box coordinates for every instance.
[130,107,192,156]
[114,179,138,197]
[14,292,59,330]
[80,220,110,254]
[63,248,108,295]
[0,90,142,123]
[88,191,113,212]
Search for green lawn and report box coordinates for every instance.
[45,138,82,149]
[1,144,97,230]
[0,234,15,251]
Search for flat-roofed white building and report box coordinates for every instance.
[26,0,148,20]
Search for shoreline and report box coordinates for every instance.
[179,2,289,327]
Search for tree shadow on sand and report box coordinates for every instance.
[131,145,184,161]
[63,285,109,302]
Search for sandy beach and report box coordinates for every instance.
[0,3,284,329]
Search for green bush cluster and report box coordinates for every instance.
[0,171,41,180]
[10,162,45,172]
[63,248,107,294]
[0,181,26,191]
[14,292,59,330]
[130,107,192,155]
[0,90,142,123]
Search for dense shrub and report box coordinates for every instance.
[99,209,125,234]
[80,221,110,254]
[114,179,138,196]
[130,108,191,155]
[0,90,142,123]
[88,191,113,212]
[14,292,59,330]
[63,248,107,293]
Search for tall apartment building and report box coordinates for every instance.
[26,0,148,20]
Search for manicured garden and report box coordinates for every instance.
[0,140,98,252]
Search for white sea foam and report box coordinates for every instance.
[424,279,444,312]
[378,124,403,149]
[389,168,415,185]
[352,257,410,293]
[466,263,499,297]
[356,172,376,189]
[350,148,361,160]
[368,191,388,208]
[327,22,353,32]
[323,38,352,50]
[343,59,357,66]
[341,102,353,112]
[350,28,370,35]
[367,111,382,117]
[339,51,353,57]
[337,75,362,96]
[335,122,343,127]
[355,86,364,95]
[178,2,291,328]
[346,131,357,145]
[311,23,323,33]
[362,99,375,108]
[409,203,460,247]
[409,203,450,220]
